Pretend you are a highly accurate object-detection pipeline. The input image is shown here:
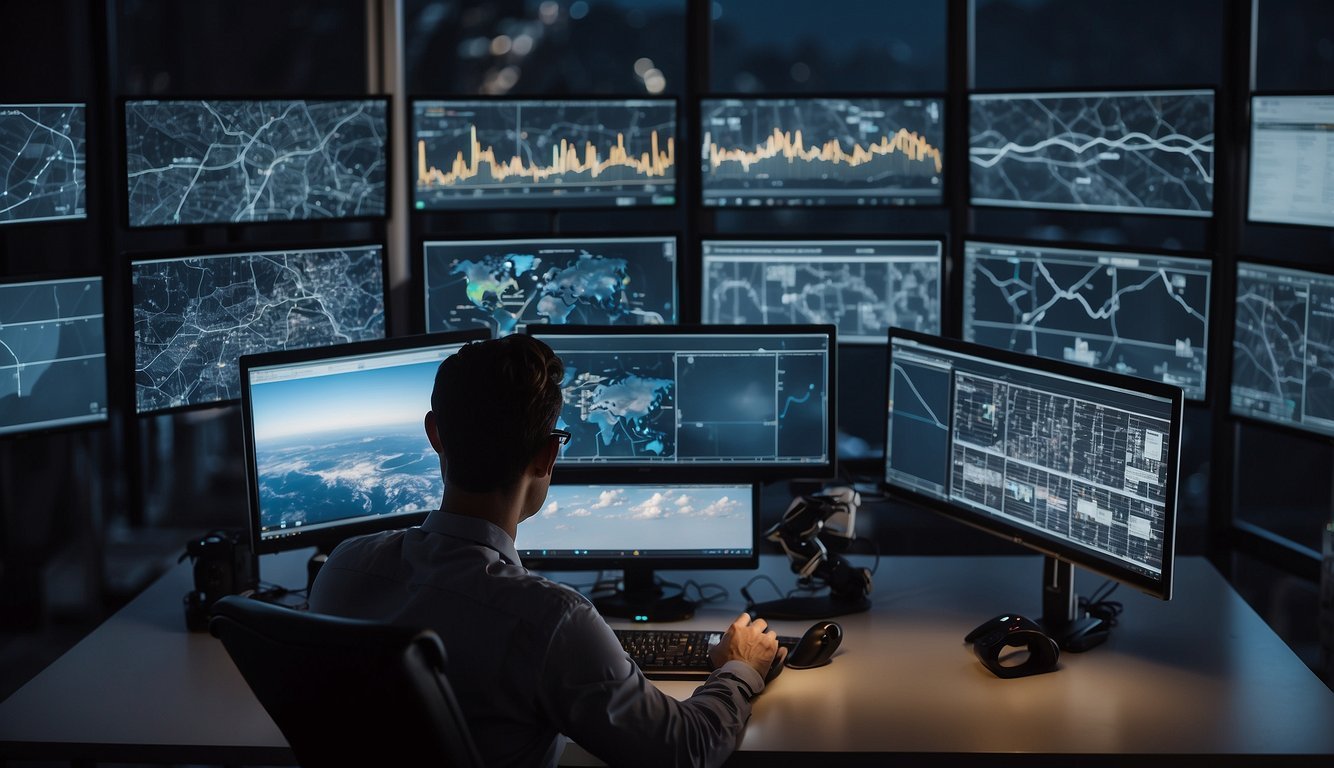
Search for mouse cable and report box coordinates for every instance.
[1079,580,1124,628]
[854,535,882,576]
[740,574,791,608]
[655,575,727,604]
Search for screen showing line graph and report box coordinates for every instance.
[699,97,944,207]
[1248,95,1334,228]
[969,90,1214,216]
[1,103,86,226]
[413,99,677,210]
[1231,262,1334,437]
[963,241,1211,400]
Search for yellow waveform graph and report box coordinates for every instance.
[418,125,675,188]
[706,127,943,175]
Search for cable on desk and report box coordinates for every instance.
[1079,580,1123,627]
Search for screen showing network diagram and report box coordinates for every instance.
[963,241,1211,400]
[1248,95,1334,227]
[424,236,677,337]
[699,97,944,207]
[413,99,677,210]
[701,239,941,343]
[124,98,388,227]
[0,276,106,435]
[518,483,755,559]
[885,336,1174,579]
[132,245,386,414]
[0,103,85,225]
[247,341,469,543]
[969,90,1214,216]
[530,330,832,467]
[1231,262,1334,438]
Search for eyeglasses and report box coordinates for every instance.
[550,428,571,446]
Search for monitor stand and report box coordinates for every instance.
[594,567,696,622]
[1038,556,1110,652]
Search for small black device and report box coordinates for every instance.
[181,529,257,631]
[785,620,843,669]
[751,488,872,620]
[965,614,1060,679]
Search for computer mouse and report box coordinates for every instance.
[785,620,842,669]
[964,614,1039,644]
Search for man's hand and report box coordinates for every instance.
[709,612,785,681]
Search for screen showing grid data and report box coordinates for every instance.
[701,239,941,343]
[1248,95,1334,227]
[0,276,106,435]
[132,245,385,413]
[0,103,86,225]
[969,90,1214,216]
[530,330,832,467]
[424,236,677,336]
[963,241,1211,399]
[1232,262,1334,437]
[700,97,944,207]
[885,335,1175,580]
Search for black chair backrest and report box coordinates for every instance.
[210,595,483,768]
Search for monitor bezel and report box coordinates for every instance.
[1244,90,1334,230]
[125,239,390,417]
[239,328,492,555]
[517,481,762,572]
[119,94,393,231]
[882,327,1182,600]
[407,94,682,213]
[527,323,839,482]
[696,92,949,211]
[960,235,1216,403]
[0,101,90,228]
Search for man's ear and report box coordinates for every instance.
[424,412,443,453]
[532,436,559,479]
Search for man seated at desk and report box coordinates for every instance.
[309,334,784,768]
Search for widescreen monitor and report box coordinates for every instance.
[0,103,86,225]
[527,325,836,480]
[124,98,388,227]
[240,330,490,555]
[963,240,1212,400]
[969,89,1214,216]
[699,96,944,207]
[0,275,106,435]
[1231,262,1334,438]
[412,98,677,210]
[424,235,678,336]
[132,244,386,414]
[884,330,1182,647]
[1248,94,1334,228]
[700,238,942,344]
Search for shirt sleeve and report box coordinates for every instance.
[536,602,763,768]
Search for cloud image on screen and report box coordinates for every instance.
[519,485,753,554]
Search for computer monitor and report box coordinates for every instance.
[1248,94,1334,228]
[124,97,388,227]
[412,98,677,210]
[700,237,942,343]
[519,482,759,621]
[963,240,1212,400]
[0,103,86,225]
[239,330,490,555]
[884,329,1182,650]
[527,325,836,481]
[699,96,944,208]
[1231,261,1334,438]
[131,244,386,414]
[969,89,1215,216]
[423,235,678,336]
[0,275,107,435]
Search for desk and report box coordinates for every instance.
[2,552,1333,765]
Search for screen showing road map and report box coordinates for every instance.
[0,103,86,226]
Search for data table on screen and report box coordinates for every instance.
[1248,95,1334,228]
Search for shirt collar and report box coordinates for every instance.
[421,509,523,567]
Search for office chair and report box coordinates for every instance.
[209,595,483,768]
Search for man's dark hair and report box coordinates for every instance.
[431,335,565,493]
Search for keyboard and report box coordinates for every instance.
[614,628,799,680]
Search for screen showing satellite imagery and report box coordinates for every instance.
[1,103,86,225]
[700,97,944,207]
[1232,262,1334,438]
[701,239,941,343]
[132,245,385,413]
[0,276,106,435]
[529,330,832,468]
[969,90,1214,216]
[885,334,1176,579]
[124,98,387,227]
[424,236,677,336]
[247,340,471,543]
[413,99,677,210]
[517,483,755,559]
[1248,95,1334,228]
[963,241,1212,400]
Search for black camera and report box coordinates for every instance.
[181,529,257,631]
